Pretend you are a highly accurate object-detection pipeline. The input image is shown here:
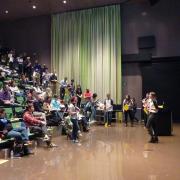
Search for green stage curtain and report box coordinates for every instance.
[51,5,121,103]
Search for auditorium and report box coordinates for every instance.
[0,0,179,179]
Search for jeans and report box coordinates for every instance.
[146,113,158,139]
[105,111,112,125]
[60,88,65,100]
[71,118,78,141]
[29,124,48,137]
[124,110,134,125]
[7,127,29,142]
[52,111,63,121]
[91,106,96,120]
[79,117,88,131]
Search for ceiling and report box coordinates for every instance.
[0,0,147,22]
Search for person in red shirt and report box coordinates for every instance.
[83,89,92,100]
[23,104,56,147]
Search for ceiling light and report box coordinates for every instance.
[32,5,36,9]
[62,0,67,4]
[5,10,9,14]
[142,12,147,16]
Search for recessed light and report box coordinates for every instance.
[142,12,147,16]
[5,10,9,14]
[62,0,67,4]
[32,5,36,9]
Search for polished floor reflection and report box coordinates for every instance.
[0,123,180,180]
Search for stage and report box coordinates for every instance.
[0,123,180,180]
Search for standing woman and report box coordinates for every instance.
[142,93,150,126]
[68,96,79,143]
[104,93,113,127]
[131,97,139,122]
[123,95,134,127]
[146,92,159,143]
[76,84,82,108]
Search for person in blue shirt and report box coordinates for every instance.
[0,108,29,143]
[50,95,64,123]
[0,108,33,157]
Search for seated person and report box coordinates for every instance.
[0,108,32,156]
[9,80,25,103]
[18,74,29,89]
[33,94,47,124]
[23,104,55,147]
[43,96,51,113]
[50,94,64,120]
[41,87,53,100]
[0,69,5,81]
[0,84,13,105]
[83,89,92,101]
[26,89,36,103]
[33,83,43,94]
[77,109,89,132]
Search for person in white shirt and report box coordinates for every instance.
[104,93,113,127]
[68,96,79,143]
[8,52,14,70]
[17,56,24,74]
[60,77,68,100]
[142,93,150,126]
[146,92,159,143]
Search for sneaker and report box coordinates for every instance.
[73,140,79,143]
[13,153,22,158]
[104,123,108,128]
[48,143,58,148]
[78,131,83,137]
[43,135,50,141]
[148,137,158,143]
[25,150,34,155]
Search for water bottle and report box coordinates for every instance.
[10,150,14,159]
[4,149,8,159]
[34,141,38,151]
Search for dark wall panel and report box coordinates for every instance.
[122,0,180,57]
[141,61,180,122]
[0,15,51,68]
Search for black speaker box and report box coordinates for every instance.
[157,110,173,136]
[149,0,160,6]
[138,36,156,49]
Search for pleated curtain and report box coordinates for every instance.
[51,5,121,103]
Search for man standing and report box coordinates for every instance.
[146,92,159,143]
[60,77,68,100]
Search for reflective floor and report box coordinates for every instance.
[0,123,180,180]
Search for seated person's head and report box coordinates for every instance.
[0,108,6,118]
[10,80,16,87]
[3,84,9,92]
[26,104,34,112]
[53,94,58,100]
[71,96,77,104]
[107,93,111,99]
[44,96,51,103]
[93,93,97,99]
